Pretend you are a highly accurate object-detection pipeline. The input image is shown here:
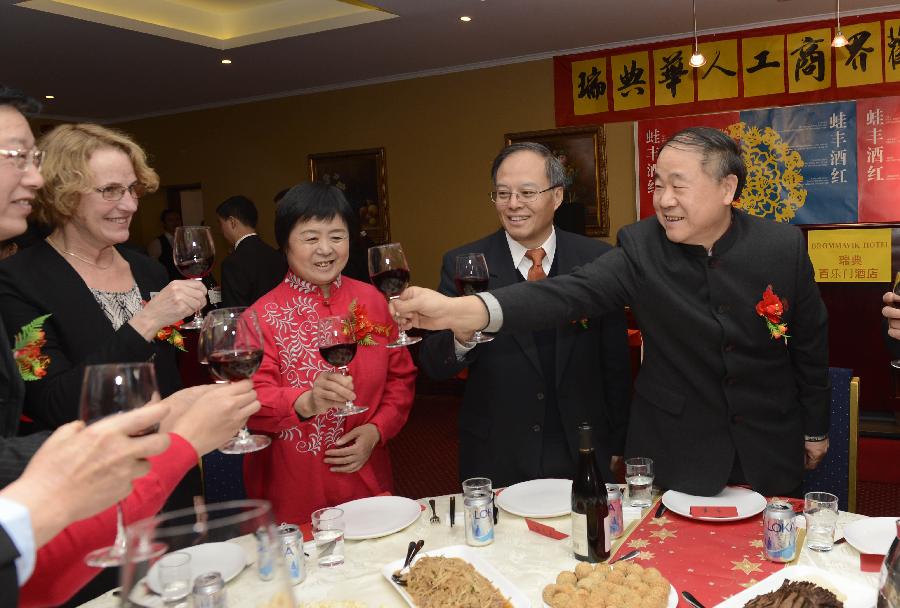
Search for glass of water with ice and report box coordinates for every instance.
[312,507,345,567]
[157,551,191,604]
[804,491,839,552]
[625,457,654,508]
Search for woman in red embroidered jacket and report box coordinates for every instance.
[246,183,416,523]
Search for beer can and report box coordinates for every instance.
[191,571,227,608]
[763,500,798,563]
[255,527,274,582]
[277,523,306,585]
[464,494,494,546]
[606,484,624,539]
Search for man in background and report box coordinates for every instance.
[216,195,286,308]
[417,142,631,488]
[146,208,182,281]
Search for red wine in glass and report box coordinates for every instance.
[207,349,263,382]
[455,253,494,344]
[173,226,215,329]
[371,268,410,298]
[317,316,367,416]
[368,243,421,348]
[199,307,271,453]
[175,256,213,279]
[319,343,357,368]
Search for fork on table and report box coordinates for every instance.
[428,499,440,524]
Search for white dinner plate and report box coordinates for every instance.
[843,516,898,555]
[338,495,421,540]
[544,583,676,608]
[497,479,572,518]
[381,545,530,607]
[145,542,247,595]
[661,486,767,522]
[713,565,877,607]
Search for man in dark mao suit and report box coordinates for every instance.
[417,143,631,488]
[395,128,830,497]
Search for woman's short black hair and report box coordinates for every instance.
[275,182,356,250]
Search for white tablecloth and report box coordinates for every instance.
[81,493,882,607]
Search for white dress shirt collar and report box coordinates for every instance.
[505,227,556,280]
[234,233,257,249]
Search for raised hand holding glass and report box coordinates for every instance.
[317,315,367,417]
[172,226,215,330]
[368,243,421,347]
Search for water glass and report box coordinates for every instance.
[312,507,345,568]
[625,457,654,508]
[157,552,191,604]
[462,477,492,499]
[804,491,839,552]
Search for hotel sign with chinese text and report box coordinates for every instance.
[807,228,891,283]
[555,10,900,126]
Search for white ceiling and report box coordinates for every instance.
[1,0,896,122]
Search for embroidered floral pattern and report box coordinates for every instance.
[13,314,51,381]
[262,281,345,455]
[343,298,392,346]
[755,285,789,343]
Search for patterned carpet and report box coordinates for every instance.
[390,393,900,517]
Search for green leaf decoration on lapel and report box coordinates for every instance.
[13,314,52,381]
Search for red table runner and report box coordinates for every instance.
[611,497,802,606]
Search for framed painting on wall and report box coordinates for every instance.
[505,126,609,237]
[308,147,390,244]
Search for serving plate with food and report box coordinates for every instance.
[380,544,529,607]
[713,565,876,607]
[541,560,677,608]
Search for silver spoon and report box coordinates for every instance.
[682,590,707,608]
[391,539,424,586]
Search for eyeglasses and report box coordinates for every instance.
[95,183,145,202]
[490,185,560,205]
[0,148,43,171]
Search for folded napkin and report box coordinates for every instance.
[861,553,885,573]
[525,518,569,540]
[689,506,739,518]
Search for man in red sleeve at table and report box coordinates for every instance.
[394,127,830,499]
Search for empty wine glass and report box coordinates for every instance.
[200,307,270,453]
[79,362,163,567]
[455,253,494,344]
[317,315,367,417]
[173,226,215,330]
[368,243,421,348]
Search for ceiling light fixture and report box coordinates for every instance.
[459,16,471,22]
[44,95,55,100]
[831,0,848,47]
[221,58,232,64]
[688,0,706,68]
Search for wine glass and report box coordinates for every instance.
[368,243,421,348]
[317,315,367,417]
[79,362,163,567]
[200,307,271,453]
[455,253,494,344]
[173,226,215,330]
[122,501,294,608]
[892,272,900,369]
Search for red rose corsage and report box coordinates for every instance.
[156,320,186,352]
[14,314,52,381]
[571,317,590,330]
[343,298,392,346]
[755,285,789,343]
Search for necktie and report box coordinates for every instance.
[525,247,547,281]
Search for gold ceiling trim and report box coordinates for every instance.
[16,0,396,49]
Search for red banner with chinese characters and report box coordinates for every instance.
[555,10,900,126]
[857,96,900,222]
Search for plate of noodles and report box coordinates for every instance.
[381,545,529,607]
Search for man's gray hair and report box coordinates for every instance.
[661,127,746,201]
[491,142,566,189]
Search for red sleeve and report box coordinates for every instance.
[366,299,417,445]
[248,303,307,433]
[19,434,198,608]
